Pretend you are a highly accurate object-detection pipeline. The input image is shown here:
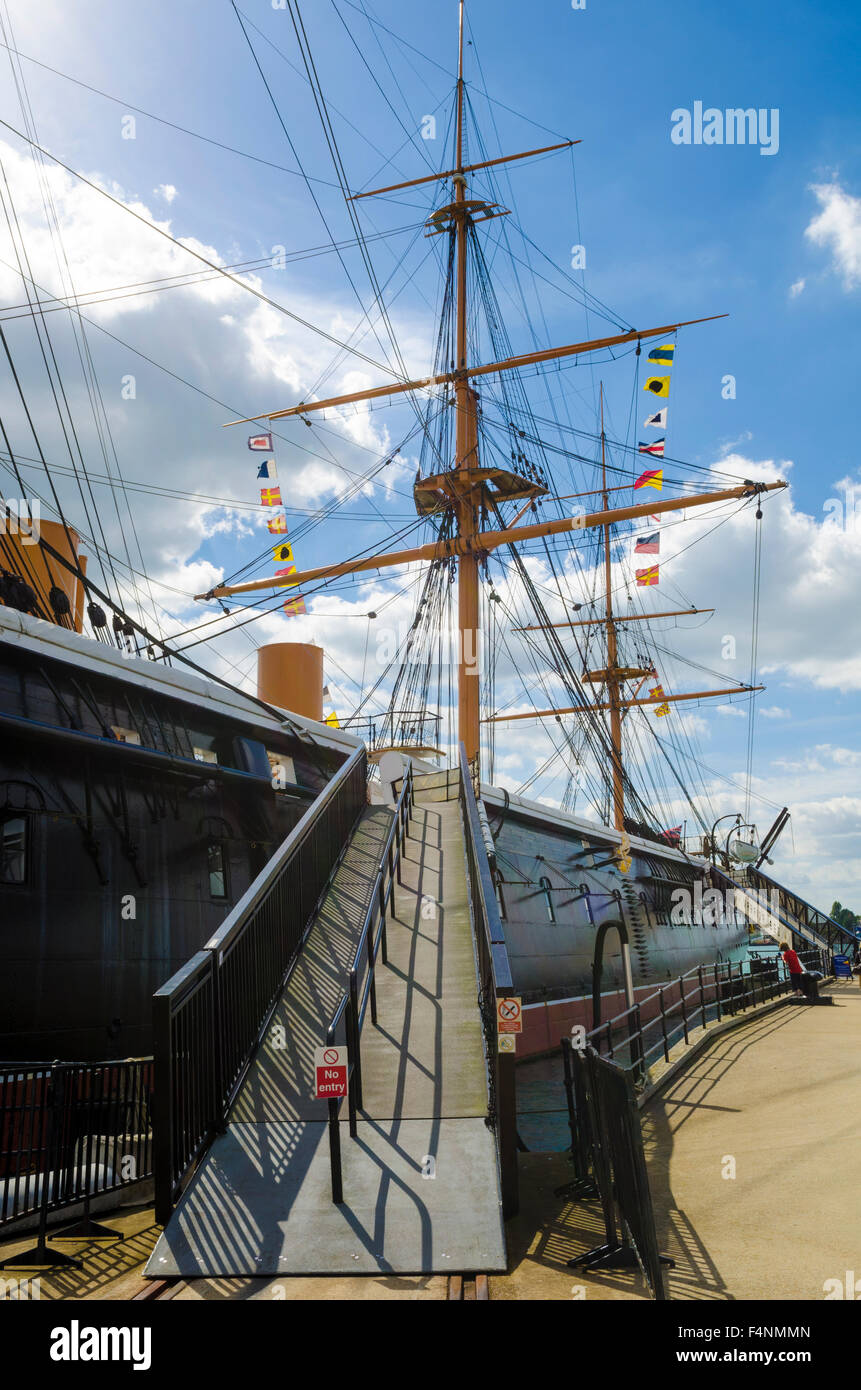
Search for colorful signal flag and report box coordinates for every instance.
[267,514,288,534]
[636,565,660,586]
[643,375,671,398]
[248,433,273,451]
[644,408,667,429]
[634,468,663,492]
[283,596,306,617]
[272,542,294,564]
[647,343,675,366]
[635,532,660,554]
[638,439,665,457]
[257,460,277,480]
[260,487,282,507]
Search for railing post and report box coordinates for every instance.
[349,969,363,1110]
[328,1097,343,1205]
[678,977,689,1044]
[714,963,723,1022]
[698,966,707,1030]
[153,991,174,1227]
[727,961,736,1016]
[659,988,669,1062]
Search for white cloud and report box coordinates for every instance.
[788,277,805,298]
[717,704,747,718]
[760,705,790,719]
[805,180,861,289]
[155,184,178,204]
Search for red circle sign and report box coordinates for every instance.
[323,1047,339,1064]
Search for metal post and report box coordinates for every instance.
[727,961,736,1016]
[659,988,669,1062]
[678,977,689,1044]
[349,970,363,1110]
[714,963,723,1021]
[328,1097,343,1204]
[496,1044,519,1220]
[698,966,707,1030]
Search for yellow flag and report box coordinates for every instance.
[325,712,341,729]
[643,375,671,398]
[655,702,670,717]
[272,542,294,564]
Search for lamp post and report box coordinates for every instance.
[709,813,741,866]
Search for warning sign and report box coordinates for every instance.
[314,1045,348,1099]
[498,1035,516,1054]
[497,996,522,1034]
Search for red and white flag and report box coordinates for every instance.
[248,433,273,452]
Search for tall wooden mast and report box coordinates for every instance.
[453,0,481,767]
[201,0,788,798]
[599,386,626,831]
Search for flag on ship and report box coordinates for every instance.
[267,514,288,534]
[643,375,671,398]
[325,713,341,729]
[638,439,665,457]
[647,343,675,365]
[273,542,294,563]
[248,433,273,451]
[283,596,306,617]
[662,826,682,842]
[634,468,663,492]
[636,565,660,586]
[635,532,660,554]
[644,408,667,429]
[260,487,282,506]
[257,460,277,480]
[276,564,298,586]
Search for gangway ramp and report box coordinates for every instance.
[147,764,506,1279]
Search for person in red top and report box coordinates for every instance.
[780,943,805,994]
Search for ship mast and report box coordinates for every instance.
[453,0,481,765]
[203,0,787,792]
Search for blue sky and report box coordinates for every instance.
[1,0,859,907]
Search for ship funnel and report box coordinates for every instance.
[257,641,324,722]
[1,517,88,633]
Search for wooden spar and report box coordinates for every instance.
[346,140,580,201]
[514,607,715,632]
[196,481,787,599]
[483,685,766,722]
[221,314,729,427]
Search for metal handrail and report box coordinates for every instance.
[458,743,518,1218]
[741,864,857,951]
[582,947,829,1079]
[153,744,368,1222]
[324,761,415,1203]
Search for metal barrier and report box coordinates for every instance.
[565,1044,673,1300]
[1,1059,153,1267]
[153,745,367,1223]
[712,863,856,955]
[583,949,829,1081]
[458,744,519,1219]
[324,761,414,1203]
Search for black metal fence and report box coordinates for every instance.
[458,744,519,1219]
[1,1059,153,1266]
[324,762,415,1202]
[564,1044,672,1300]
[153,745,367,1224]
[585,949,828,1080]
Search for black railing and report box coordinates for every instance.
[325,762,414,1202]
[583,949,829,1081]
[153,745,368,1223]
[458,743,519,1219]
[711,863,856,954]
[564,1045,673,1299]
[1,1059,153,1267]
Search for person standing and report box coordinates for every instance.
[780,943,806,995]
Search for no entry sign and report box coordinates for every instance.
[497,996,522,1034]
[314,1045,348,1099]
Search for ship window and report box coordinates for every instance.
[193,747,218,765]
[0,815,28,884]
[111,725,141,746]
[267,750,296,789]
[208,842,228,900]
[539,875,556,924]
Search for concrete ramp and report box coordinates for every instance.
[147,779,506,1278]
